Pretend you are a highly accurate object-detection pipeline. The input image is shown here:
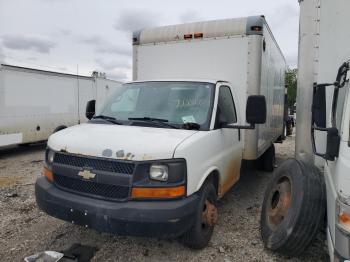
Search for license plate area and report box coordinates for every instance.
[68,208,91,227]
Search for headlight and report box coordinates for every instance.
[47,149,55,164]
[149,164,169,181]
[337,200,350,232]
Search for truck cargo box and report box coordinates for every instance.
[132,16,286,160]
[0,64,122,147]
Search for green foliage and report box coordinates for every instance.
[286,68,297,107]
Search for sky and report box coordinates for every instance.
[0,0,299,82]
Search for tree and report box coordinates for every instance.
[285,68,297,108]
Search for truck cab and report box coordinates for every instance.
[36,79,266,248]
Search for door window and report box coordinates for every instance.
[217,85,237,125]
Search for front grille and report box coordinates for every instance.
[54,153,135,174]
[54,174,130,200]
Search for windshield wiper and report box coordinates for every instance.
[128,117,179,129]
[92,115,122,125]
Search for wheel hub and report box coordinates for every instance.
[267,176,292,230]
[202,199,218,227]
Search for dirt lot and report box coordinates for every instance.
[0,135,328,262]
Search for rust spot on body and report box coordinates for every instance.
[219,156,241,197]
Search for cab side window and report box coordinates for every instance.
[216,85,237,127]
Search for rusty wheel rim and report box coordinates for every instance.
[267,176,292,230]
[202,199,218,228]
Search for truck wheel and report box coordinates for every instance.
[182,182,218,249]
[260,159,325,256]
[263,144,275,172]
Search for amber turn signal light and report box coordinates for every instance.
[184,34,193,40]
[340,212,350,223]
[338,211,350,232]
[194,33,203,39]
[42,167,54,182]
[131,185,185,199]
[251,26,263,32]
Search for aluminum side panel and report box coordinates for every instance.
[244,33,286,160]
[0,66,122,146]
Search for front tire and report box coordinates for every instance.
[182,182,217,249]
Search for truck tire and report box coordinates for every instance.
[182,182,217,249]
[286,122,293,136]
[263,144,275,172]
[260,159,326,256]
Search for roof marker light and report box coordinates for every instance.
[251,26,263,32]
[194,33,203,39]
[184,34,193,40]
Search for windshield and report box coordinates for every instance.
[96,81,215,130]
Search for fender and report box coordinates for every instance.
[195,166,220,193]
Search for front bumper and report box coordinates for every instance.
[35,177,199,238]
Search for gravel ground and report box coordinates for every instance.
[0,134,329,262]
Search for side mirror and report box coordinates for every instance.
[246,95,266,125]
[221,95,266,130]
[325,127,340,161]
[336,62,349,88]
[86,100,96,120]
[312,84,326,128]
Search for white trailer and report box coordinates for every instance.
[0,64,122,147]
[260,0,350,260]
[35,16,286,249]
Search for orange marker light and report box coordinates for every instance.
[184,34,193,40]
[194,33,203,39]
[340,212,350,223]
[42,167,54,182]
[132,186,185,199]
[251,26,263,32]
[339,211,350,231]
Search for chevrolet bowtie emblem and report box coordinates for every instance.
[78,170,96,180]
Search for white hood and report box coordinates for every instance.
[48,123,198,161]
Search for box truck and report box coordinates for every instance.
[0,64,122,147]
[35,16,286,248]
[260,0,350,260]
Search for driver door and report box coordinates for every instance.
[215,84,243,196]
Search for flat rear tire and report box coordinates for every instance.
[260,159,326,256]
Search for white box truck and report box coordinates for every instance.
[260,0,350,260]
[35,16,286,248]
[0,64,122,147]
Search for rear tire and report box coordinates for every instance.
[182,182,217,249]
[260,159,326,256]
[286,122,293,136]
[263,144,275,172]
